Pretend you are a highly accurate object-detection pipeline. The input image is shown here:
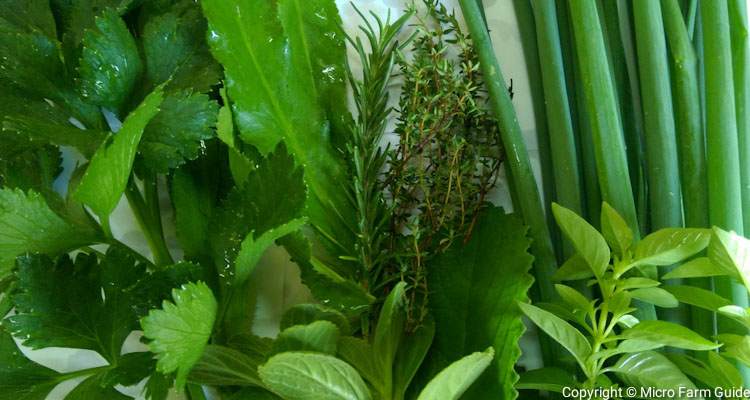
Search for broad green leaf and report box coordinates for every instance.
[141,281,218,390]
[667,353,737,389]
[74,87,164,218]
[139,90,218,173]
[633,228,711,266]
[78,9,142,113]
[201,0,354,270]
[426,209,534,398]
[393,317,435,399]
[259,352,372,400]
[709,227,750,290]
[718,334,750,366]
[552,203,610,277]
[590,339,664,363]
[416,348,494,400]
[609,291,634,317]
[189,344,263,387]
[337,337,382,390]
[226,333,274,363]
[516,367,577,393]
[66,375,130,400]
[629,287,679,308]
[617,277,660,290]
[373,281,406,386]
[0,188,98,274]
[600,202,633,256]
[662,257,724,280]
[717,306,750,330]
[272,321,340,355]
[663,285,732,312]
[621,321,720,350]
[536,302,586,324]
[555,284,593,313]
[518,302,592,371]
[209,144,306,286]
[0,0,57,38]
[281,304,351,335]
[552,254,594,281]
[141,6,220,92]
[612,351,699,395]
[707,351,743,388]
[0,328,60,400]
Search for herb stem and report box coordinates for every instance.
[125,176,174,266]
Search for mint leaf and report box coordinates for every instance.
[425,209,534,398]
[210,143,306,286]
[78,9,142,112]
[141,281,218,390]
[74,87,164,219]
[0,188,98,275]
[139,90,218,173]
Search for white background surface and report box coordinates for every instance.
[19,0,745,398]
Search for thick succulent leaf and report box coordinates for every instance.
[227,387,282,400]
[0,328,60,400]
[74,87,164,219]
[633,228,711,266]
[416,348,494,400]
[3,111,107,158]
[272,321,340,356]
[0,188,99,275]
[0,0,57,38]
[337,337,382,390]
[141,281,218,390]
[201,0,355,269]
[425,209,534,399]
[6,250,157,362]
[552,203,610,278]
[259,352,372,400]
[209,143,306,286]
[77,9,142,113]
[141,6,221,92]
[613,351,699,396]
[189,344,264,387]
[139,90,218,173]
[621,320,720,350]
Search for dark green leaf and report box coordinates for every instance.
[416,348,494,400]
[189,344,264,387]
[516,367,577,393]
[280,304,351,335]
[426,209,534,398]
[272,321,340,356]
[0,328,60,400]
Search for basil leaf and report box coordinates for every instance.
[600,201,633,257]
[621,320,720,350]
[612,351,699,395]
[518,302,592,371]
[416,348,494,400]
[552,203,610,277]
[633,228,711,266]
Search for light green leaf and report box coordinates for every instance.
[717,306,750,330]
[555,284,593,313]
[518,302,592,371]
[0,188,98,274]
[259,352,372,400]
[629,287,679,308]
[272,321,340,356]
[139,90,218,173]
[78,9,142,112]
[601,202,633,257]
[516,367,577,393]
[621,321,720,350]
[609,291,634,317]
[633,228,711,266]
[337,337,382,390]
[189,344,264,387]
[612,351,699,395]
[667,353,737,389]
[709,227,750,290]
[74,87,164,219]
[718,334,750,366]
[662,257,724,280]
[707,351,743,388]
[281,304,351,335]
[427,209,534,398]
[553,254,594,281]
[141,281,218,390]
[373,281,406,383]
[552,203,610,278]
[617,277,660,290]
[235,218,307,285]
[66,375,130,400]
[416,348,494,400]
[663,285,732,312]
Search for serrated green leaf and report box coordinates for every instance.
[78,9,142,112]
[139,90,218,173]
[416,348,494,400]
[210,143,306,287]
[259,352,372,400]
[612,351,698,395]
[426,209,534,399]
[0,327,60,400]
[516,367,577,393]
[74,87,164,219]
[272,321,340,356]
[601,202,633,257]
[0,188,99,274]
[189,344,263,387]
[141,281,218,390]
[281,304,351,335]
[633,228,711,267]
[629,287,679,308]
[621,320,720,350]
[552,203,610,278]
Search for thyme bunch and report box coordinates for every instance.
[386,0,503,325]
